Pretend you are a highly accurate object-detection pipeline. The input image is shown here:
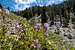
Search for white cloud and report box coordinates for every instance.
[46,0,64,6]
[14,0,64,11]
[14,0,35,11]
[20,5,30,10]
[15,4,31,11]
[15,0,36,4]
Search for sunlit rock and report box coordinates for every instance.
[3,9,10,15]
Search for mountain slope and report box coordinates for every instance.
[0,9,74,50]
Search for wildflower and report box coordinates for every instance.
[34,23,41,32]
[16,22,20,28]
[34,39,41,50]
[44,23,49,37]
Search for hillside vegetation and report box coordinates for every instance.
[0,8,74,50]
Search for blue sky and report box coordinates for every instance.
[0,0,65,11]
